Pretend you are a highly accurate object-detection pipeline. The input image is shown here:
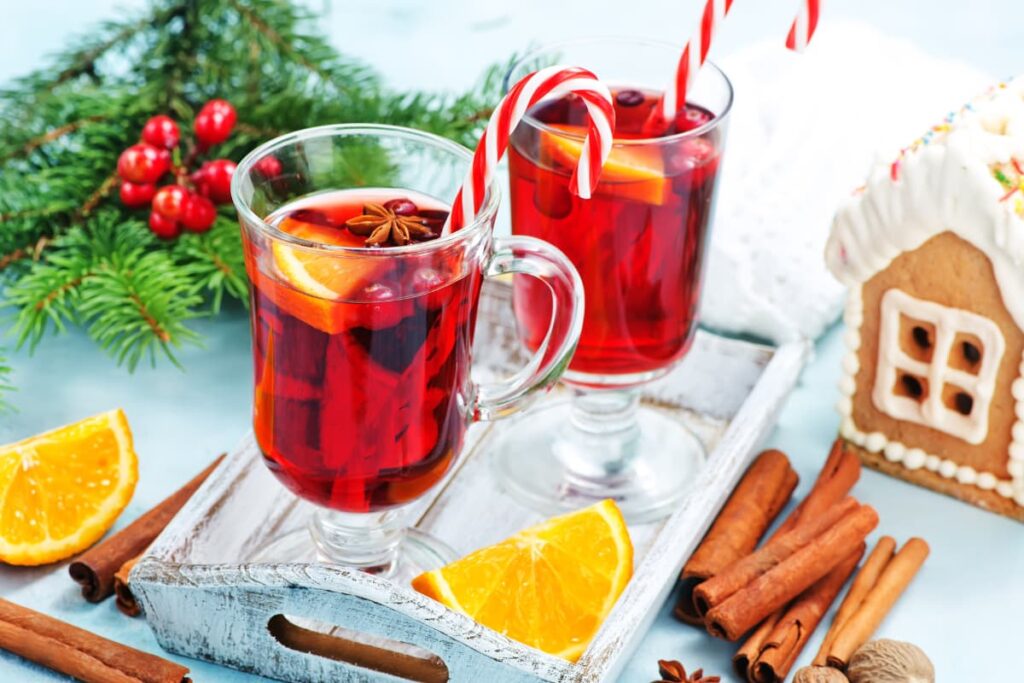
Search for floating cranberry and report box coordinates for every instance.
[676,106,713,132]
[152,185,189,220]
[383,198,418,216]
[615,89,645,107]
[533,184,573,220]
[119,181,156,208]
[667,137,716,174]
[181,194,217,232]
[148,211,181,240]
[253,155,283,178]
[411,268,452,310]
[194,99,237,146]
[141,115,180,149]
[287,208,337,228]
[193,159,236,204]
[117,144,169,184]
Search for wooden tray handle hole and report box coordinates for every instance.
[267,614,449,683]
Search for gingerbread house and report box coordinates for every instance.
[825,78,1024,521]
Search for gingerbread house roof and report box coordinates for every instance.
[826,77,1024,329]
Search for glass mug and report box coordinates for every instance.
[232,124,584,577]
[492,38,733,523]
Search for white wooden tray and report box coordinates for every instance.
[131,281,809,683]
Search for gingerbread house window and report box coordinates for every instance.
[873,288,1006,445]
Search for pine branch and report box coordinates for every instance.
[174,215,248,313]
[0,349,13,413]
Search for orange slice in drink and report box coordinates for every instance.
[412,499,633,661]
[269,221,385,334]
[0,409,138,566]
[540,124,668,205]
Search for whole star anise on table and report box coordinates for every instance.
[344,202,436,246]
[654,659,721,683]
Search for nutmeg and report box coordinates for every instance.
[793,665,849,683]
[846,639,934,683]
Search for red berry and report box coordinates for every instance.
[194,99,237,146]
[383,198,417,216]
[181,194,217,232]
[253,155,282,178]
[148,211,181,240]
[117,144,169,184]
[194,159,236,204]
[119,181,156,208]
[141,115,180,149]
[152,185,189,220]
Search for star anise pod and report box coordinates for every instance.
[344,202,435,247]
[654,659,720,683]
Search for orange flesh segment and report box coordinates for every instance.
[411,499,633,661]
[0,409,138,566]
[540,123,668,205]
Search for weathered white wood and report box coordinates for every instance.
[132,281,809,682]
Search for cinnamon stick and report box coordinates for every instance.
[812,536,896,666]
[750,545,865,683]
[826,537,929,669]
[675,450,798,624]
[0,598,190,682]
[114,555,142,617]
[774,440,861,539]
[693,496,859,619]
[705,504,879,641]
[70,454,225,602]
[733,613,780,681]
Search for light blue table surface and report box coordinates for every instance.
[2,2,1022,681]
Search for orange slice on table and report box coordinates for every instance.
[541,124,668,205]
[412,499,633,662]
[0,409,138,566]
[269,222,384,334]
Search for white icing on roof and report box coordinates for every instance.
[826,78,1024,329]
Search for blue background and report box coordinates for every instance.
[2,1,1022,680]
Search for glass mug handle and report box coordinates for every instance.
[473,235,584,421]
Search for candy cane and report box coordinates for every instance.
[786,0,821,52]
[446,66,614,233]
[645,0,823,131]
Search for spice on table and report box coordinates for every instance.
[845,639,934,683]
[114,555,143,617]
[69,454,226,604]
[746,545,864,682]
[674,449,798,624]
[825,539,930,669]
[793,666,849,683]
[654,659,721,683]
[0,597,190,683]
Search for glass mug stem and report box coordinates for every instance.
[309,235,583,572]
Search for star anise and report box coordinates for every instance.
[344,202,435,247]
[654,659,720,683]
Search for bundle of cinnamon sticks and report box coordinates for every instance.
[674,441,929,682]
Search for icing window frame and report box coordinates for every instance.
[873,288,1006,445]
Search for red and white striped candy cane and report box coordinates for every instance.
[446,65,614,233]
[786,0,821,52]
[655,0,734,123]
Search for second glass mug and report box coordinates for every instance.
[491,38,734,523]
[231,124,584,577]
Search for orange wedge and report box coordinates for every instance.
[412,499,633,661]
[0,409,138,566]
[541,124,667,205]
[268,221,385,334]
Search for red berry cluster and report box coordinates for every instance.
[116,99,240,240]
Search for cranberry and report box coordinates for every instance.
[615,89,646,107]
[676,106,713,132]
[363,282,396,302]
[119,181,156,208]
[181,194,217,232]
[287,208,337,228]
[411,268,452,310]
[533,184,573,220]
[152,185,189,220]
[193,159,236,203]
[253,155,283,178]
[194,99,237,146]
[117,144,169,184]
[141,115,180,149]
[383,198,418,216]
[148,211,181,240]
[667,137,716,174]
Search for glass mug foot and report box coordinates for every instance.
[489,394,706,524]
